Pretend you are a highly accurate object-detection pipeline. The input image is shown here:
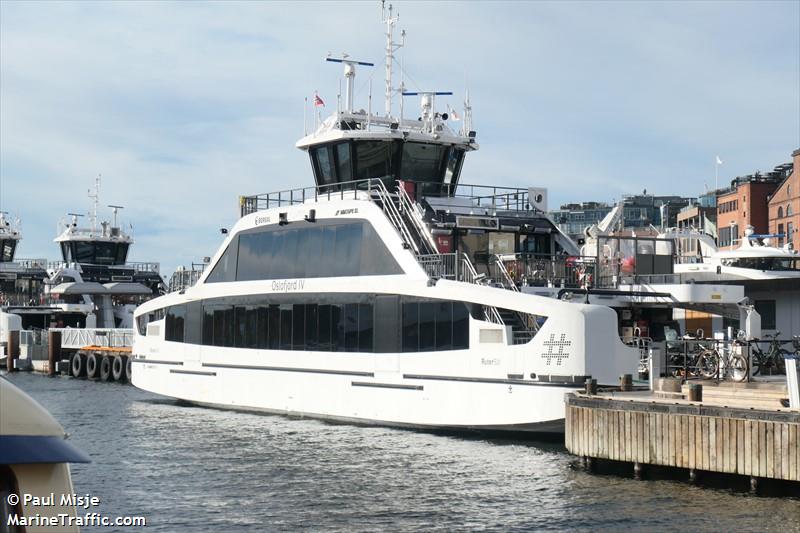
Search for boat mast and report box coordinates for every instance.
[381,1,404,118]
[88,174,101,235]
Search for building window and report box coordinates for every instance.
[754,300,776,330]
[778,206,784,218]
[788,204,794,217]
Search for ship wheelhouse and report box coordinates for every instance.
[307,138,467,197]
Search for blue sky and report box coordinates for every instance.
[1,1,798,275]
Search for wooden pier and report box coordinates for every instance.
[565,382,800,490]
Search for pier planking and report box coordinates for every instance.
[566,393,800,483]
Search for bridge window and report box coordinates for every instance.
[0,239,16,262]
[354,141,398,182]
[60,241,129,265]
[400,142,446,183]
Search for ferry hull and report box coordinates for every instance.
[132,356,577,435]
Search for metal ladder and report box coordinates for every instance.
[368,180,424,255]
[396,185,439,255]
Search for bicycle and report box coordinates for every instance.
[749,332,789,376]
[696,343,749,382]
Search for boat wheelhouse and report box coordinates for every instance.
[131,6,638,434]
[0,213,49,314]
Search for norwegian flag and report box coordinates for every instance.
[314,93,325,107]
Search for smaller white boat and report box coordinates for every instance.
[0,376,90,532]
[662,226,800,281]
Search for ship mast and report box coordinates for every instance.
[88,174,101,235]
[381,1,404,118]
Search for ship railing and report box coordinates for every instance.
[240,178,384,215]
[0,293,61,307]
[127,262,161,273]
[49,328,135,349]
[6,258,49,271]
[621,334,654,376]
[417,252,504,325]
[483,253,613,289]
[46,260,161,274]
[168,263,207,292]
[240,178,433,256]
[239,178,537,217]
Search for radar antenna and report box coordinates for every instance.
[108,204,124,229]
[326,56,374,113]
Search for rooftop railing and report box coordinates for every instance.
[239,178,536,217]
[46,260,160,274]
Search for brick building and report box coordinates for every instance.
[716,169,786,250]
[767,148,800,250]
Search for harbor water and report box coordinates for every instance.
[6,372,799,532]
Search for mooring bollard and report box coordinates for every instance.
[48,330,62,377]
[7,330,19,373]
[585,377,597,395]
[688,382,703,402]
[619,373,632,392]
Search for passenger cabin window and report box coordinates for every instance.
[164,294,469,353]
[207,220,402,283]
[135,308,165,336]
[165,305,186,342]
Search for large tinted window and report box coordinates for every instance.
[171,294,466,354]
[312,145,335,185]
[225,220,402,283]
[165,305,186,342]
[206,237,239,283]
[400,142,446,182]
[63,241,129,265]
[354,141,398,181]
[401,299,469,352]
[0,239,15,262]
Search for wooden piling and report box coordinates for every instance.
[6,330,19,372]
[48,330,62,376]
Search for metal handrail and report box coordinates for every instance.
[396,184,438,254]
[492,254,520,292]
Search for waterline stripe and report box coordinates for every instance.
[351,381,423,391]
[132,358,183,366]
[202,362,374,378]
[170,369,217,376]
[402,374,583,387]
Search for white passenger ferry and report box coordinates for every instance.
[131,6,638,434]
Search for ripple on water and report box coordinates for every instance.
[5,373,800,533]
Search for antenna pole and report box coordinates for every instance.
[304,96,308,136]
[367,77,372,130]
[88,174,101,234]
[382,3,402,118]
